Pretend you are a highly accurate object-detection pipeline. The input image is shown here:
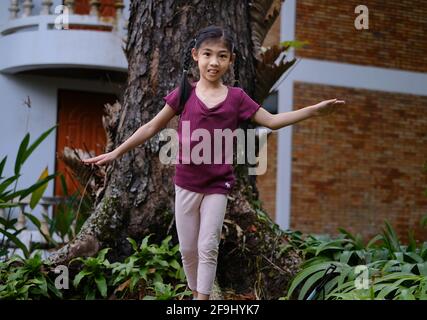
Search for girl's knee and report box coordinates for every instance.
[198,243,219,263]
[180,246,198,259]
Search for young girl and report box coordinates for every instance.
[82,25,345,300]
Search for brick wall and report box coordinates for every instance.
[291,82,427,241]
[256,132,278,220]
[295,0,427,73]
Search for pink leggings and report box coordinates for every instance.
[174,184,228,295]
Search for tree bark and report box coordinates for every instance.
[48,0,302,299]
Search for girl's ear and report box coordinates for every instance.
[191,48,198,61]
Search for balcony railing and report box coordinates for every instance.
[7,0,126,30]
[0,0,128,74]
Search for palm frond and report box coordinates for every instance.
[59,147,103,200]
[254,45,296,102]
[249,0,283,59]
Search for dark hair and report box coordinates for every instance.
[179,25,240,108]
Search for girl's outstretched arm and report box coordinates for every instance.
[251,98,345,130]
[82,104,177,166]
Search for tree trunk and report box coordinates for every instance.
[48,0,302,299]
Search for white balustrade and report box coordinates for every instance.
[64,0,75,15]
[89,0,101,17]
[40,203,50,237]
[17,204,27,230]
[115,0,125,21]
[41,0,53,15]
[22,0,34,17]
[9,0,19,19]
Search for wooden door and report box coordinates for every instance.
[55,89,117,197]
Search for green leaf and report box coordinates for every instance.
[59,173,69,196]
[47,281,63,299]
[127,237,139,252]
[339,251,353,265]
[97,248,110,262]
[337,227,357,241]
[0,156,7,179]
[85,290,96,300]
[23,212,41,229]
[280,40,310,49]
[95,274,107,298]
[4,173,57,202]
[130,274,140,292]
[366,235,382,249]
[335,265,353,291]
[73,270,91,288]
[161,235,172,247]
[287,262,333,298]
[22,126,57,168]
[398,288,416,300]
[169,259,181,270]
[0,229,29,258]
[29,167,49,209]
[140,234,153,250]
[417,263,427,276]
[315,239,349,256]
[20,174,57,201]
[31,275,48,296]
[394,252,404,262]
[420,242,427,260]
[376,279,406,299]
[407,230,417,252]
[404,252,423,264]
[158,260,169,268]
[0,175,20,198]
[14,133,30,176]
[383,221,401,252]
[298,271,325,300]
[0,217,18,228]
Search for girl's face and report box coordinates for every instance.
[191,39,235,84]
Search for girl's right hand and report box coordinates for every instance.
[81,151,119,166]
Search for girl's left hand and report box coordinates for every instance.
[313,98,346,117]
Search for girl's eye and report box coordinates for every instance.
[204,53,210,56]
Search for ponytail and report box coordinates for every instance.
[179,38,197,109]
[233,47,240,88]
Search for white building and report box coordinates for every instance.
[0,0,130,247]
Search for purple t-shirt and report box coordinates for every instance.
[163,82,261,194]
